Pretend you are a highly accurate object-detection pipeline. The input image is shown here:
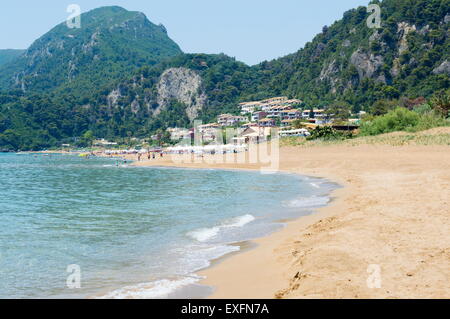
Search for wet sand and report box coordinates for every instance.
[123,129,450,298]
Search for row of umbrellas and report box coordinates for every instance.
[166,144,248,153]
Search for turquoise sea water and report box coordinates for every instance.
[0,153,336,298]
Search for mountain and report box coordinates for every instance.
[0,50,25,67]
[98,53,261,134]
[253,0,449,112]
[0,6,182,97]
[101,0,449,127]
[0,0,449,151]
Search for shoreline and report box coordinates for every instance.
[91,150,342,298]
[125,137,450,298]
[133,158,346,299]
[199,179,346,299]
[129,161,341,299]
[29,128,450,299]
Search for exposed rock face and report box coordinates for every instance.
[397,22,417,54]
[319,59,341,92]
[81,31,100,54]
[418,25,431,36]
[107,88,122,109]
[130,98,140,114]
[433,60,450,75]
[350,49,384,82]
[444,14,450,24]
[311,43,326,61]
[0,6,182,93]
[369,30,381,43]
[156,67,207,120]
[319,60,339,81]
[391,58,401,77]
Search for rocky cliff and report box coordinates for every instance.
[156,68,207,120]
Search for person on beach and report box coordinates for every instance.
[138,154,141,162]
[148,152,151,160]
[152,153,156,160]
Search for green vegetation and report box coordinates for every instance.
[0,49,25,67]
[361,107,421,135]
[360,91,450,136]
[254,0,449,110]
[0,6,181,98]
[0,0,449,151]
[307,126,353,141]
[430,90,450,118]
[361,107,449,135]
[284,90,450,145]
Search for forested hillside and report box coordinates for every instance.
[0,0,448,151]
[100,0,449,131]
[252,0,449,112]
[0,6,181,98]
[0,50,25,67]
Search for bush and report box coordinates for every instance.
[413,103,433,115]
[431,90,450,118]
[360,107,449,136]
[414,112,449,131]
[307,126,352,141]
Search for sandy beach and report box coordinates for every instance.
[127,128,450,299]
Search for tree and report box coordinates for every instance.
[292,119,308,129]
[369,99,399,116]
[382,86,400,99]
[430,90,450,118]
[326,101,351,124]
[77,130,94,148]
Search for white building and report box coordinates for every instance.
[279,128,311,138]
[301,109,325,119]
[167,128,191,141]
[239,97,303,115]
[251,111,267,122]
[218,114,248,127]
[239,101,262,114]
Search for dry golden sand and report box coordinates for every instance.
[129,128,450,299]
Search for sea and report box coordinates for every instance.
[0,153,337,298]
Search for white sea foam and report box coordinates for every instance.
[188,227,221,242]
[225,214,256,228]
[310,182,321,189]
[102,215,254,299]
[98,276,201,299]
[181,244,241,271]
[99,244,240,299]
[283,196,330,208]
[187,214,256,242]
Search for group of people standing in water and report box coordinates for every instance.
[137,151,164,162]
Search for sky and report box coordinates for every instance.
[0,0,370,65]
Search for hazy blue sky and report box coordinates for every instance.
[0,0,370,65]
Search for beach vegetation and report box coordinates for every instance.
[0,0,449,151]
[307,126,353,141]
[325,101,352,124]
[291,119,309,129]
[360,107,449,136]
[430,89,450,118]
